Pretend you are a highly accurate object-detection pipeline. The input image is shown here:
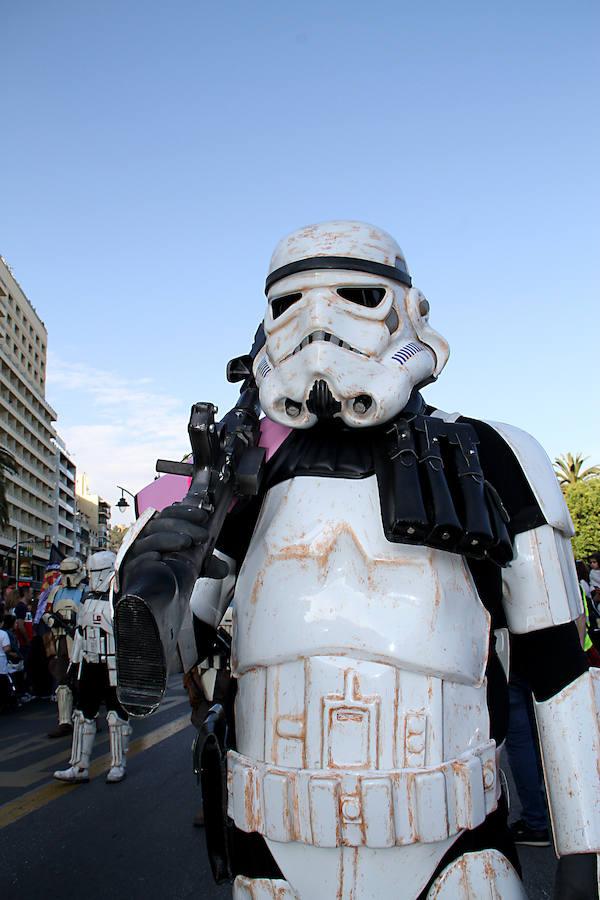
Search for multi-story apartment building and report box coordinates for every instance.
[53,434,76,558]
[0,256,58,586]
[74,507,91,564]
[76,473,111,554]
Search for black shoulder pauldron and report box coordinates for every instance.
[222,400,546,568]
[374,413,516,565]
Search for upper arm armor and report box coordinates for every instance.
[484,421,582,633]
[503,525,583,633]
[189,551,236,629]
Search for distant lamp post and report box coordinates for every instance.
[116,485,136,514]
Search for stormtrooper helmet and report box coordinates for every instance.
[254,221,449,428]
[59,556,85,588]
[87,550,116,594]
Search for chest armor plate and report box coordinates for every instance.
[80,597,114,659]
[233,475,490,686]
[51,588,81,636]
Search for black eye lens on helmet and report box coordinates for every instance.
[271,292,302,319]
[336,287,386,308]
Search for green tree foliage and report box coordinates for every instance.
[563,478,600,559]
[109,524,128,552]
[0,447,17,531]
[554,452,600,487]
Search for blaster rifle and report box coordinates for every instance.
[46,609,77,639]
[114,375,265,717]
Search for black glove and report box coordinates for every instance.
[120,502,228,596]
[554,854,599,900]
[126,503,209,557]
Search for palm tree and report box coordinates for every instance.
[0,447,17,530]
[553,452,600,488]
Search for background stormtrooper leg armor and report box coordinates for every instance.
[54,710,96,782]
[106,710,131,783]
[55,683,73,727]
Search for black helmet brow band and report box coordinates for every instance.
[265,256,412,295]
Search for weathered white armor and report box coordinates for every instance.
[114,220,599,898]
[255,221,449,430]
[228,474,499,898]
[223,223,600,898]
[226,466,598,896]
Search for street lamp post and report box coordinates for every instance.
[116,485,136,514]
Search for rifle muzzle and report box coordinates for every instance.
[114,559,194,716]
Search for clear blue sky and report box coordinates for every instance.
[3,0,598,521]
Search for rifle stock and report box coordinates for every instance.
[114,386,264,717]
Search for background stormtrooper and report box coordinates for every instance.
[54,550,131,784]
[115,222,600,899]
[43,556,86,738]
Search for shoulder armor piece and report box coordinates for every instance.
[485,421,573,535]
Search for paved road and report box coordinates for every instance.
[1,681,556,899]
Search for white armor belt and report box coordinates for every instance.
[228,740,497,849]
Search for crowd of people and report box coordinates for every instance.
[0,582,54,710]
[577,554,600,666]
[0,552,132,783]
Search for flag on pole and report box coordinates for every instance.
[33,544,65,624]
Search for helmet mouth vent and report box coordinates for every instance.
[306,380,342,420]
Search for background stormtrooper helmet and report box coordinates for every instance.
[254,220,450,428]
[87,550,116,594]
[59,556,85,588]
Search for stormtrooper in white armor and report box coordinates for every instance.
[116,222,600,899]
[43,557,86,738]
[54,550,131,784]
